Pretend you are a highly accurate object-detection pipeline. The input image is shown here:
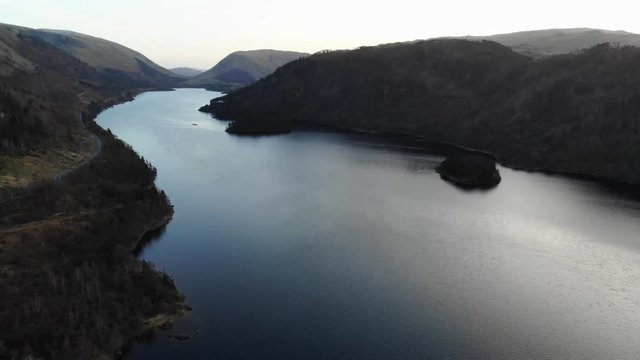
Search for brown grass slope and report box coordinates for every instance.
[1,22,182,88]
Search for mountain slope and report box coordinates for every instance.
[0,24,110,158]
[170,67,203,78]
[462,28,640,57]
[187,49,308,91]
[205,39,640,184]
[12,24,181,87]
[0,22,181,160]
[0,22,183,359]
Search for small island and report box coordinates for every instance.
[436,153,501,188]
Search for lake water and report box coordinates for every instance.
[97,88,640,359]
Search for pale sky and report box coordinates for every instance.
[1,0,639,69]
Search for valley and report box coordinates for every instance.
[3,14,640,359]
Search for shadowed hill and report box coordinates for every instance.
[0,23,115,157]
[187,49,308,92]
[461,28,640,57]
[11,24,181,87]
[0,22,186,161]
[0,22,174,159]
[205,39,640,184]
[0,22,184,359]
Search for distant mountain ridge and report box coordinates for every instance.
[458,28,640,57]
[169,67,204,78]
[187,49,308,92]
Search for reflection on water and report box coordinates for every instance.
[133,224,168,257]
[97,89,640,360]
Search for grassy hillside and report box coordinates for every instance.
[461,28,640,57]
[8,24,181,88]
[187,49,308,91]
[205,39,640,184]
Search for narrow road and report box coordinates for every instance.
[52,128,102,182]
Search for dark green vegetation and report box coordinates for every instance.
[186,49,308,92]
[204,39,640,184]
[461,28,640,58]
[437,153,501,188]
[0,23,184,359]
[0,123,185,360]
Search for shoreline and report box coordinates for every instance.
[0,88,187,360]
[289,123,640,188]
[86,91,189,359]
[206,104,640,188]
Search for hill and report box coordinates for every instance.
[169,67,204,78]
[0,23,115,160]
[12,24,181,87]
[461,28,640,57]
[0,22,179,163]
[204,39,640,184]
[186,49,308,92]
[0,22,184,359]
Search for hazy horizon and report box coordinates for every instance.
[2,0,639,69]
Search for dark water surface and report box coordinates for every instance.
[97,89,640,359]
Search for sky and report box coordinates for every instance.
[1,0,639,69]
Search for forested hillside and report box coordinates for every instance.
[0,22,184,359]
[1,25,102,156]
[205,39,640,183]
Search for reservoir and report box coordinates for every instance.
[97,88,640,359]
